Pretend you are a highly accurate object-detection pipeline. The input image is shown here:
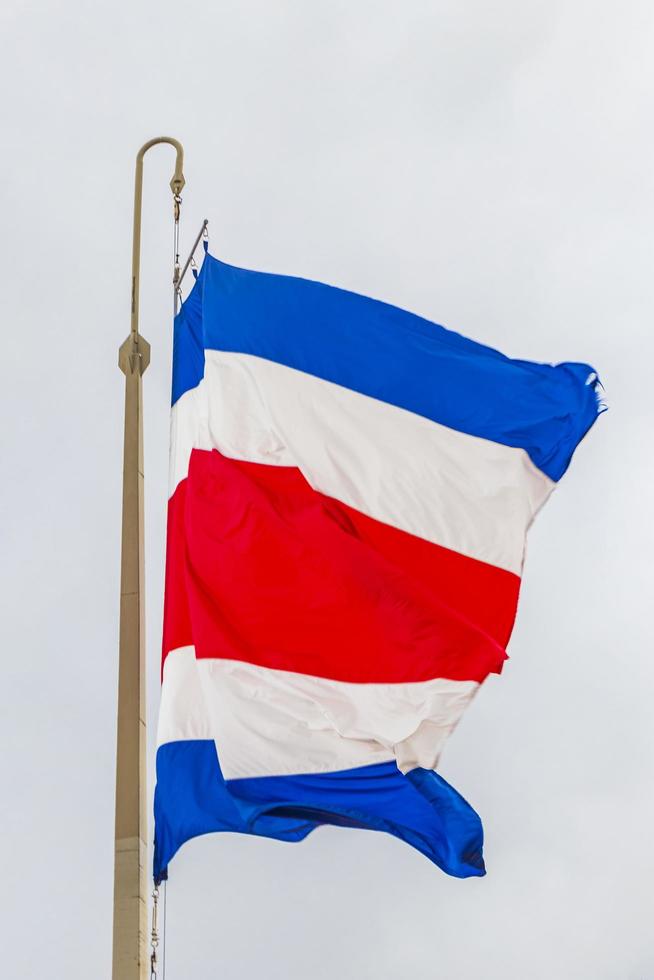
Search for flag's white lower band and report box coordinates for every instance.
[158,646,480,780]
[169,351,553,575]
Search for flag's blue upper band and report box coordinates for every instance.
[173,254,601,481]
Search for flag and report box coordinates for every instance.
[153,254,602,881]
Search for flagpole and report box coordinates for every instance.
[113,137,185,980]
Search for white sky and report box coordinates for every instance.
[2,2,653,978]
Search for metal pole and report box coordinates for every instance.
[113,137,185,980]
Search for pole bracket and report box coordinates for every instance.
[118,333,151,376]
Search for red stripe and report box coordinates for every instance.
[162,449,519,683]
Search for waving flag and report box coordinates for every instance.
[154,254,602,880]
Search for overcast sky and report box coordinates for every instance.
[1,2,653,978]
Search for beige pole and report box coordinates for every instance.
[113,138,185,980]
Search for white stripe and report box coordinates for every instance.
[170,351,554,574]
[158,646,479,779]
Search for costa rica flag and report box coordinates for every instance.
[154,254,602,881]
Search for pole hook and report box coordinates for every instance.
[123,137,185,370]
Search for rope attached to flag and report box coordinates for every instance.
[149,881,167,979]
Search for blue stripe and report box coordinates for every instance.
[172,254,602,480]
[153,741,485,881]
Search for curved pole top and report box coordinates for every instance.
[136,136,185,195]
[121,136,186,372]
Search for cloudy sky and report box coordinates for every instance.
[2,2,653,977]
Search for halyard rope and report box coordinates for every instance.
[149,883,160,979]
